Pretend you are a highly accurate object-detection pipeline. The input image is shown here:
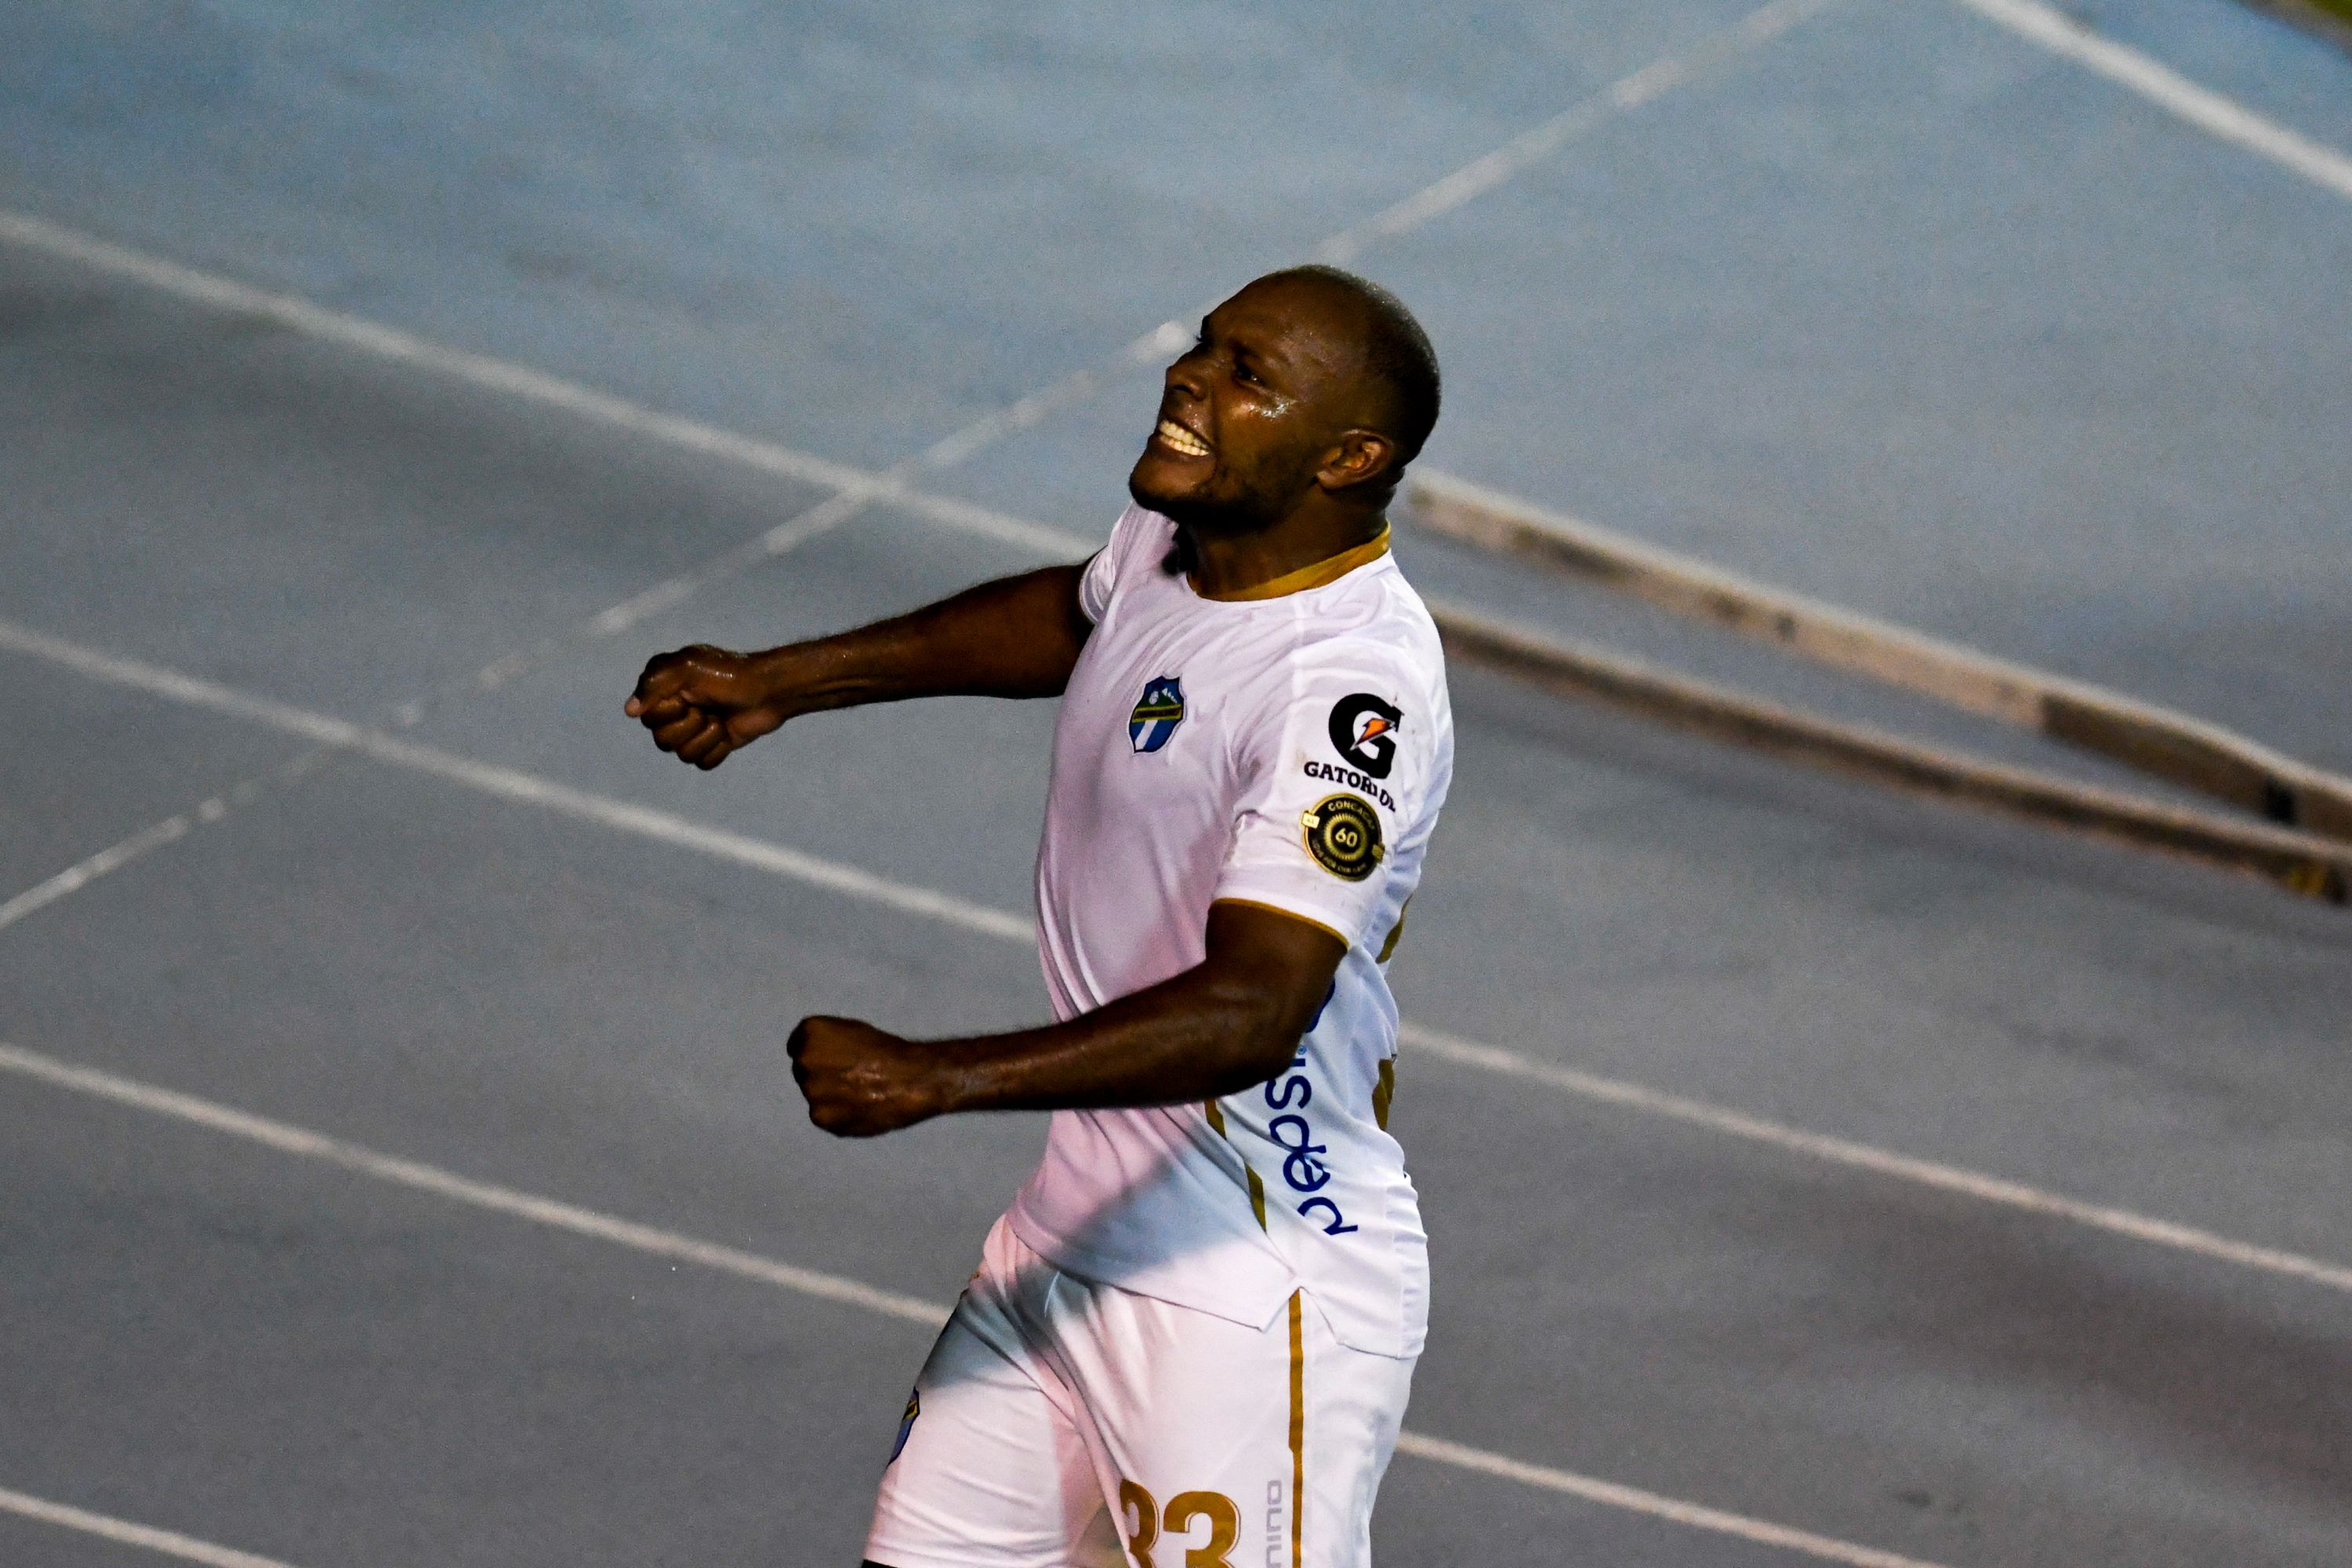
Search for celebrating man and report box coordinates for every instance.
[627,265,1449,1567]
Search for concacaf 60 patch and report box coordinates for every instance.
[1301,793,1385,881]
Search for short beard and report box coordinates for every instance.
[1130,469,1301,579]
[1160,527,1197,579]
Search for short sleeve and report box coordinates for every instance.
[1214,644,1431,948]
[1078,504,1168,624]
[1078,545,1118,624]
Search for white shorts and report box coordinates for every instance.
[866,1217,1415,1568]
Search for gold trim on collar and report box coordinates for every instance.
[1193,524,1391,603]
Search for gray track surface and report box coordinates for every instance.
[4,2,2350,1566]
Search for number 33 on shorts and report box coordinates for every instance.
[1120,1480,1240,1567]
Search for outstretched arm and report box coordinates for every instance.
[625,564,1090,769]
[789,902,1346,1136]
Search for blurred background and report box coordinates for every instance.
[3,2,2350,1565]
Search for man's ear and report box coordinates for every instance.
[1316,428,1396,493]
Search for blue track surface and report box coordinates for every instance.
[4,3,2350,1565]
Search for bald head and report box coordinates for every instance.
[1246,266,1442,470]
[1129,267,1442,543]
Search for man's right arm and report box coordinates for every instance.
[624,564,1090,770]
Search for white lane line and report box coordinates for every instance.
[0,1043,946,1326]
[0,209,872,493]
[0,0,1832,513]
[0,216,1094,940]
[0,0,1820,652]
[0,510,1084,942]
[0,1043,1951,1568]
[0,212,1098,942]
[1388,1434,1944,1568]
[0,618,1033,947]
[924,0,1847,441]
[566,478,1090,652]
[0,0,1833,934]
[0,811,194,934]
[0,747,356,940]
[0,208,1083,706]
[0,1486,303,1568]
[1397,1024,2352,1294]
[1952,0,2352,202]
[1316,0,1842,263]
[9,613,2351,1303]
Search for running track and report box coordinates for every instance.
[3,2,2350,1563]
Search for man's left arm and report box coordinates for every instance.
[789,901,1342,1137]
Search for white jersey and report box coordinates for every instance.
[1004,503,1453,1359]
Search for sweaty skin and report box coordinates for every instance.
[624,271,1411,1135]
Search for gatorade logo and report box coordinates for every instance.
[1327,693,1402,778]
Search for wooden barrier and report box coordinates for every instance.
[1410,470,2352,844]
[1428,603,2351,906]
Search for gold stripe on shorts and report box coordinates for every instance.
[1288,1290,1305,1568]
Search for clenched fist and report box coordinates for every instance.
[624,644,789,770]
[788,1015,945,1138]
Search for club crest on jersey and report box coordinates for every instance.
[1328,693,1403,779]
[1128,676,1185,753]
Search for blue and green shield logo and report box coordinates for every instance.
[1128,676,1185,753]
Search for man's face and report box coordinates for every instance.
[1127,278,1368,534]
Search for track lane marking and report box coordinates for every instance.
[0,16,2330,1556]
[916,0,1845,459]
[0,208,1083,718]
[0,618,1033,946]
[1396,1024,2352,1293]
[1315,0,1842,263]
[0,1486,306,1568]
[0,1043,946,1327]
[0,0,1835,781]
[0,0,1841,938]
[0,490,1084,942]
[0,210,863,495]
[7,614,2350,1301]
[0,811,196,934]
[0,212,1091,936]
[0,1042,1951,1568]
[1951,0,2352,201]
[1386,1434,1944,1568]
[10,0,2339,954]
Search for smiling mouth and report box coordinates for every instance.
[1153,418,1211,459]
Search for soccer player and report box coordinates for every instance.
[626,266,1449,1568]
